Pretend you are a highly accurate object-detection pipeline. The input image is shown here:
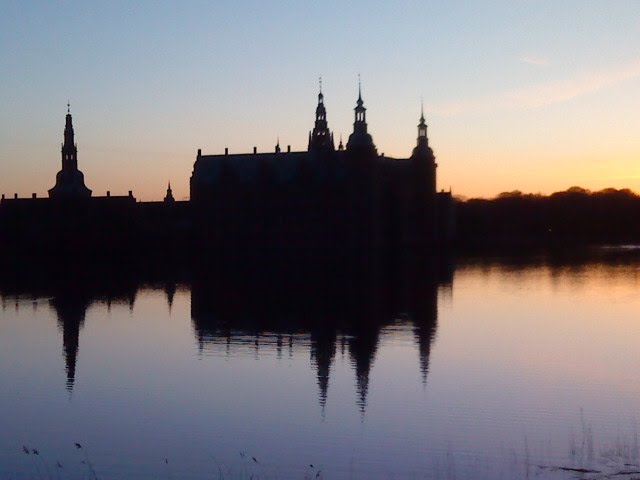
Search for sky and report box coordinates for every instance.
[1,0,639,201]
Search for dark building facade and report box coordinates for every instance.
[0,92,453,259]
[0,109,181,257]
[190,89,453,253]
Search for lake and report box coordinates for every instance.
[1,249,640,479]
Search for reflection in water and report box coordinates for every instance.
[2,248,640,478]
[0,266,138,393]
[190,252,452,413]
[1,247,635,405]
[51,294,88,392]
[0,252,451,408]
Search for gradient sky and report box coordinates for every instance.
[1,1,639,201]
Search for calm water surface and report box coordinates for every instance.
[2,251,640,479]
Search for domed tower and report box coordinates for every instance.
[346,82,377,156]
[308,79,335,152]
[410,104,436,195]
[49,105,92,199]
[407,103,438,245]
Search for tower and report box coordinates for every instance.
[410,103,437,194]
[164,181,175,203]
[48,105,92,199]
[308,79,335,152]
[406,103,438,246]
[346,81,376,155]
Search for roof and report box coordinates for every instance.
[191,150,413,187]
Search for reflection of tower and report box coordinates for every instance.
[403,254,443,385]
[310,327,337,413]
[164,281,176,313]
[412,283,438,385]
[51,295,89,393]
[347,328,380,415]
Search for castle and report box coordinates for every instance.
[0,88,453,258]
[190,87,453,252]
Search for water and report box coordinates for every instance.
[1,250,640,479]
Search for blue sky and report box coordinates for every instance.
[1,1,639,200]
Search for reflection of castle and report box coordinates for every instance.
[190,253,452,413]
[0,252,451,405]
[0,87,453,254]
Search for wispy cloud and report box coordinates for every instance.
[432,58,640,116]
[519,55,551,67]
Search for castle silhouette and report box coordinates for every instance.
[0,87,453,257]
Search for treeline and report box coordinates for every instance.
[456,187,640,247]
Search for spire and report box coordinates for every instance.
[410,100,437,194]
[49,107,92,198]
[354,77,366,125]
[338,134,344,151]
[418,99,428,145]
[346,78,376,153]
[308,79,334,152]
[63,106,76,154]
[164,181,175,203]
[275,137,281,153]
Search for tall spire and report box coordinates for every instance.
[63,106,77,165]
[49,107,92,198]
[418,98,428,145]
[164,181,175,203]
[354,76,366,126]
[308,78,334,152]
[346,78,376,154]
[410,100,437,195]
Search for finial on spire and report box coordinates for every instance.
[67,101,70,114]
[319,75,322,94]
[420,96,425,122]
[358,74,362,101]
